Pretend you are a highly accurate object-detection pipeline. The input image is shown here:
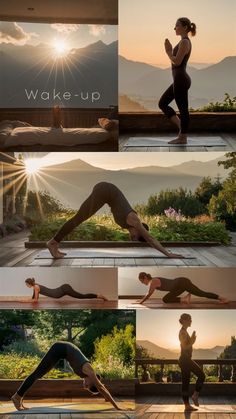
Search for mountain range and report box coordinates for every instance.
[137,340,225,360]
[33,156,228,209]
[0,40,118,108]
[119,55,236,110]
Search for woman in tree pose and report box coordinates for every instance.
[135,272,228,305]
[178,313,205,411]
[159,17,196,144]
[21,277,108,302]
[11,341,122,411]
[47,182,184,259]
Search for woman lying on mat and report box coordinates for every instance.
[133,272,228,304]
[11,341,123,411]
[19,278,108,303]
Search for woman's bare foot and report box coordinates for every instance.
[218,296,229,304]
[192,391,200,406]
[184,404,198,411]
[181,293,191,304]
[97,294,108,301]
[11,393,25,411]
[168,134,187,144]
[47,239,66,259]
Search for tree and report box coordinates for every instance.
[195,176,222,207]
[146,188,205,217]
[24,190,70,221]
[209,153,236,230]
[93,325,135,366]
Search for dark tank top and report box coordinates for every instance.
[101,182,135,229]
[65,341,90,377]
[158,277,175,291]
[179,328,193,358]
[32,284,54,298]
[172,38,191,75]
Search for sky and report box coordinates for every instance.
[20,151,226,171]
[137,310,236,350]
[0,21,117,49]
[119,0,236,66]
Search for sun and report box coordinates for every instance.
[24,159,44,175]
[53,39,69,57]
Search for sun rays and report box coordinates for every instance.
[0,153,77,219]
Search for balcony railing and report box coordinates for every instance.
[135,358,236,383]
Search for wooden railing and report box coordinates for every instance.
[135,358,236,383]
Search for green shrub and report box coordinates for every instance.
[193,94,236,112]
[29,214,231,244]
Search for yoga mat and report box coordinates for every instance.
[0,402,134,416]
[146,404,236,413]
[35,248,195,259]
[125,136,226,147]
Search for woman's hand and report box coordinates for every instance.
[166,252,185,259]
[132,301,143,304]
[164,38,172,54]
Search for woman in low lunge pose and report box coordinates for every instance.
[22,278,107,302]
[11,341,122,411]
[47,182,184,259]
[134,272,228,305]
[178,313,205,411]
[159,17,196,144]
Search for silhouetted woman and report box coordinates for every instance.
[178,313,205,411]
[135,272,228,304]
[159,17,196,144]
[21,278,107,302]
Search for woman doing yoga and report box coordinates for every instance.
[11,341,122,411]
[22,278,107,302]
[178,313,205,411]
[134,272,228,305]
[47,182,183,259]
[159,17,196,144]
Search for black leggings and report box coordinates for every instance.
[162,277,219,303]
[179,356,205,403]
[53,183,109,243]
[45,284,97,299]
[16,343,85,397]
[158,73,191,134]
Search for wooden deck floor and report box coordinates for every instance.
[136,396,236,418]
[0,397,134,418]
[0,232,235,267]
[119,133,236,152]
[118,298,236,310]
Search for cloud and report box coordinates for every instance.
[88,25,106,36]
[51,24,79,33]
[0,22,36,45]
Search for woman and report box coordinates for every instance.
[47,182,183,259]
[134,272,228,305]
[22,278,108,303]
[178,313,205,411]
[11,341,122,411]
[159,17,196,144]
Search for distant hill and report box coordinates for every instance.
[137,340,225,360]
[33,156,228,209]
[0,40,118,108]
[119,55,236,110]
[119,94,147,111]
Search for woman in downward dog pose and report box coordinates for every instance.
[178,313,205,411]
[11,341,122,411]
[159,17,196,144]
[47,182,184,259]
[22,278,107,302]
[135,272,228,305]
